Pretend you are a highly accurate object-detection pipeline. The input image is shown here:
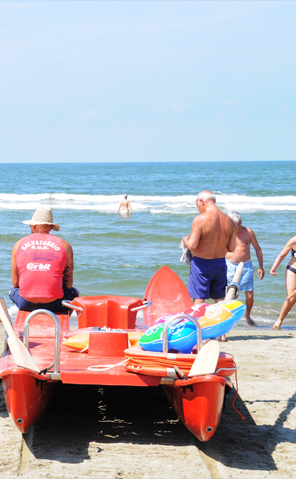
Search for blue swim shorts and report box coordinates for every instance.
[188,257,227,300]
[226,259,254,292]
[9,287,79,313]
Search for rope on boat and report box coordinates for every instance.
[125,351,236,377]
[231,369,245,421]
[87,359,128,371]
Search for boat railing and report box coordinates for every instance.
[130,300,152,311]
[62,300,83,312]
[62,299,152,313]
[23,309,61,375]
[162,313,202,353]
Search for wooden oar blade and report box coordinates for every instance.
[0,300,40,373]
[188,340,220,377]
[6,337,40,373]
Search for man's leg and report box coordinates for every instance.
[63,287,79,302]
[193,298,207,305]
[188,258,211,306]
[212,258,228,342]
[8,288,35,312]
[245,291,257,326]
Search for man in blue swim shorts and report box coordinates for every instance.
[188,256,228,301]
[183,190,236,318]
[226,211,264,326]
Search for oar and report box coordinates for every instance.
[188,261,244,377]
[225,261,244,301]
[0,298,40,373]
[188,339,220,377]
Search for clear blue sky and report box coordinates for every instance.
[0,1,295,163]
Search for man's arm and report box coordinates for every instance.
[61,240,74,289]
[183,216,202,251]
[226,223,237,253]
[248,228,264,279]
[11,241,21,287]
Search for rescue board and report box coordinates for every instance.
[143,266,192,328]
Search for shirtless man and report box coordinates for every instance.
[226,212,264,326]
[118,194,133,215]
[270,235,296,329]
[9,206,79,312]
[183,191,236,306]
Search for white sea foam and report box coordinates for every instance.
[0,193,296,213]
[8,305,19,321]
[7,304,79,323]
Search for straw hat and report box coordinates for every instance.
[22,206,60,231]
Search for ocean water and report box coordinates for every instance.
[0,161,295,329]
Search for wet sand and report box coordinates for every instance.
[0,328,295,479]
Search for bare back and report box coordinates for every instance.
[118,199,133,214]
[186,205,236,259]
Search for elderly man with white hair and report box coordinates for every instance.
[9,206,79,313]
[226,211,264,326]
[183,190,236,309]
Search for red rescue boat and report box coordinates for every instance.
[0,266,241,441]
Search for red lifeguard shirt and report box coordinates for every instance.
[16,233,67,299]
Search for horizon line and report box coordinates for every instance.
[0,159,295,165]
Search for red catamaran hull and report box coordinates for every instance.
[0,267,238,440]
[163,375,231,442]
[2,371,56,434]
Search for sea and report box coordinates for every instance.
[0,160,295,329]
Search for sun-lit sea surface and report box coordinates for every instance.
[0,161,295,329]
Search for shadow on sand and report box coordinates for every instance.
[23,381,296,472]
[198,388,296,473]
[24,383,194,464]
[228,334,294,341]
[0,383,9,419]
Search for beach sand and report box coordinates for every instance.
[0,328,295,479]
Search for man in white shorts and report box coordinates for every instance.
[226,211,264,326]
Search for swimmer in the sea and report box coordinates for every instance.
[118,194,133,215]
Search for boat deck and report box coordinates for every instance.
[0,309,161,386]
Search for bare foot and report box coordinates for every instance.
[218,335,228,342]
[246,317,257,327]
[272,321,282,330]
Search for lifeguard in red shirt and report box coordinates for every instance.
[9,206,79,313]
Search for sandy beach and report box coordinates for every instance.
[0,327,295,479]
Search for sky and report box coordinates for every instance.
[0,1,295,163]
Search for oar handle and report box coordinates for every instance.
[225,262,244,301]
[0,299,15,337]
